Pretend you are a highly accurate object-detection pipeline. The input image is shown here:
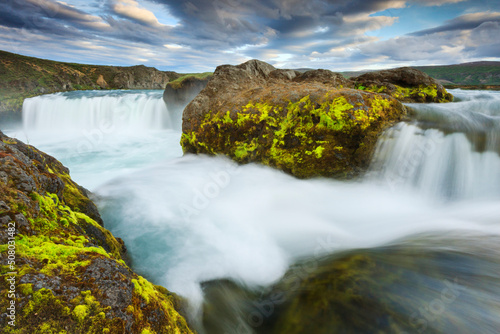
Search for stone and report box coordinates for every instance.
[351,67,454,103]
[181,60,407,179]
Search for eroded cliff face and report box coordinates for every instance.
[0,50,181,115]
[0,131,193,334]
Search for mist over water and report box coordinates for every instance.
[3,89,500,333]
[7,90,182,189]
[369,89,500,200]
[23,90,182,132]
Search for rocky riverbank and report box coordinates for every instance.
[0,131,193,333]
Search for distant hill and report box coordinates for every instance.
[0,50,181,114]
[341,62,500,86]
[414,62,500,86]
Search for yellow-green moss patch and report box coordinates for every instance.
[182,90,405,179]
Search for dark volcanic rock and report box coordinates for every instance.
[182,59,407,179]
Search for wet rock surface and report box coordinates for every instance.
[182,60,409,179]
[0,131,193,333]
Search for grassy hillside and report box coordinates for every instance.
[166,72,213,89]
[414,62,500,86]
[0,50,181,114]
[341,62,500,87]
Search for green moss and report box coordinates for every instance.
[182,91,402,178]
[23,288,71,317]
[234,138,259,160]
[128,276,193,333]
[18,283,33,296]
[356,83,452,103]
[308,146,325,158]
[11,234,109,276]
[132,276,157,304]
[73,304,88,322]
[2,138,17,144]
[167,72,212,89]
[29,192,84,231]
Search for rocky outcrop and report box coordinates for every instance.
[111,65,174,90]
[96,75,108,89]
[182,60,406,179]
[351,67,454,103]
[163,74,212,112]
[0,131,193,333]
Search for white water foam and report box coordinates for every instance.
[5,89,500,329]
[369,89,500,200]
[7,90,183,190]
[22,90,180,133]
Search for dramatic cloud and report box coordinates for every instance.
[359,11,500,65]
[412,0,467,5]
[410,11,500,35]
[0,0,499,71]
[3,0,110,31]
[111,0,166,27]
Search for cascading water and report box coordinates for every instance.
[2,89,500,333]
[369,89,500,200]
[9,90,183,189]
[22,90,180,132]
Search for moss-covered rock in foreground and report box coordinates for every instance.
[181,60,407,179]
[0,131,193,333]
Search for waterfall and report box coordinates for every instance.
[369,89,500,200]
[4,88,500,333]
[22,90,180,133]
[14,90,183,190]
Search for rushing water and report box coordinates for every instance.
[3,89,500,333]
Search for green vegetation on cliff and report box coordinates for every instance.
[167,72,213,90]
[414,62,500,86]
[344,62,500,86]
[0,50,181,114]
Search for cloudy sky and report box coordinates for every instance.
[1,0,499,72]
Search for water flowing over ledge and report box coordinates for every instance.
[369,89,500,200]
[22,90,181,133]
[4,88,500,333]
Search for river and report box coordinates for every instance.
[3,89,500,333]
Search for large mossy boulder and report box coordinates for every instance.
[181,60,407,179]
[351,67,454,103]
[0,131,193,333]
